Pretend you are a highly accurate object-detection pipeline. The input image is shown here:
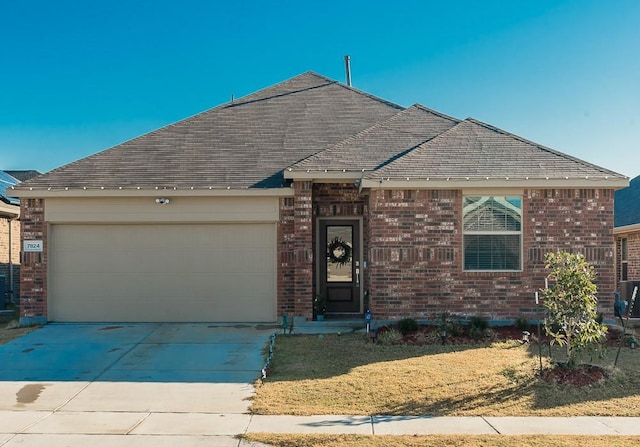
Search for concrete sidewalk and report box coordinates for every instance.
[1,412,640,446]
[246,414,640,435]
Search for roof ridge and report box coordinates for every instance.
[231,71,331,103]
[288,104,450,169]
[231,71,403,111]
[333,79,405,111]
[323,103,457,151]
[324,106,412,147]
[466,118,627,178]
[413,104,461,124]
[368,119,468,176]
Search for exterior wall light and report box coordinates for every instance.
[155,198,170,205]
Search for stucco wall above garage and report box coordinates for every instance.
[44,195,282,223]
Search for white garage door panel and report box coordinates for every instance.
[50,224,276,322]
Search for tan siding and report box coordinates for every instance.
[45,197,279,223]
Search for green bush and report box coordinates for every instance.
[515,316,529,331]
[449,321,464,337]
[542,251,608,368]
[468,315,489,339]
[397,318,418,335]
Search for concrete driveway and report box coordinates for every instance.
[0,323,276,446]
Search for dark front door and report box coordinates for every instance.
[319,219,361,314]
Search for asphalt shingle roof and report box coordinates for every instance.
[615,175,640,227]
[290,104,459,172]
[4,170,40,182]
[366,118,624,180]
[15,72,625,192]
[20,72,401,190]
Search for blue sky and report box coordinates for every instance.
[1,0,639,178]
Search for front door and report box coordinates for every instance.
[318,219,361,314]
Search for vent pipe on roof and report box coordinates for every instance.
[344,55,352,87]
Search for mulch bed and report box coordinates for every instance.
[540,364,609,386]
[385,324,630,347]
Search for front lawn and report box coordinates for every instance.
[252,332,640,416]
[243,434,640,447]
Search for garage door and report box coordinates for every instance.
[49,224,276,322]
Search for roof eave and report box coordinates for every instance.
[361,177,629,190]
[614,223,640,235]
[284,170,363,181]
[0,201,19,218]
[10,186,295,199]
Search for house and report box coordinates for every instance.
[12,72,628,325]
[0,170,40,308]
[614,175,640,315]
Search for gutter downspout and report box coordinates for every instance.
[357,173,365,194]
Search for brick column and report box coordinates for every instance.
[293,181,313,318]
[19,198,47,326]
[277,197,295,318]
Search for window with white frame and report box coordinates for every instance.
[463,196,522,271]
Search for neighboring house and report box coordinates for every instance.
[0,170,40,307]
[12,72,628,325]
[614,175,640,315]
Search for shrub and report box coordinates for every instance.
[468,315,489,339]
[377,327,403,345]
[438,311,463,336]
[515,316,529,331]
[397,318,418,335]
[449,321,464,337]
[542,251,608,368]
[414,330,440,345]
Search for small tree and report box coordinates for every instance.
[542,251,607,368]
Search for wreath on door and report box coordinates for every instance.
[327,236,352,266]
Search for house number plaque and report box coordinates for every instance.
[23,240,43,252]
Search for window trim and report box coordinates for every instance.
[463,195,523,272]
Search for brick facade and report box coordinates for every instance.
[616,231,640,284]
[18,199,47,325]
[19,185,617,325]
[285,186,616,322]
[0,217,20,303]
[367,189,462,319]
[629,233,640,280]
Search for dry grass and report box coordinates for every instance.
[252,333,640,416]
[0,312,39,345]
[244,433,640,447]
